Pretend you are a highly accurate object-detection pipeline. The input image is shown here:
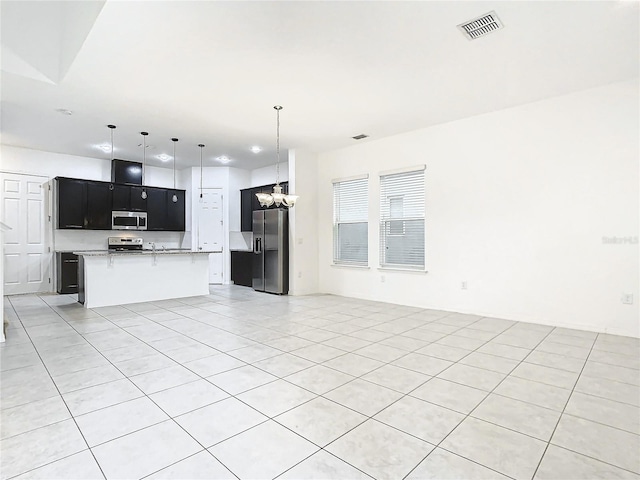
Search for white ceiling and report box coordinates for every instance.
[1,1,638,171]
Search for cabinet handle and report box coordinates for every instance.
[64,259,79,263]
[65,225,83,229]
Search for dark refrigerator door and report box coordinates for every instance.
[252,210,265,291]
[264,209,288,294]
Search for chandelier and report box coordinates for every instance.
[255,106,298,208]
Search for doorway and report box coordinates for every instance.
[1,172,51,294]
[196,189,223,284]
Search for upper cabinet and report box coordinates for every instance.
[55,177,185,231]
[240,182,288,232]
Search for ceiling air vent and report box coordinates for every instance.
[352,134,369,140]
[458,11,503,40]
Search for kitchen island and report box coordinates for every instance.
[75,250,213,308]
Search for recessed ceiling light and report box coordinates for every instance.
[156,153,172,162]
[250,146,262,154]
[137,143,154,149]
[216,155,232,164]
[56,108,73,115]
[95,144,111,152]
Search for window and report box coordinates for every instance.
[380,167,425,269]
[333,176,368,265]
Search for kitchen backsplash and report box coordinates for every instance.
[54,230,186,252]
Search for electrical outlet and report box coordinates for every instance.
[461,281,468,290]
[621,294,634,305]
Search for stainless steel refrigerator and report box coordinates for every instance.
[252,209,289,294]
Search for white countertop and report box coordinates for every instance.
[74,249,218,257]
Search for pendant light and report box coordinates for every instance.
[140,131,148,199]
[107,124,116,159]
[255,105,298,208]
[198,144,205,199]
[171,138,178,203]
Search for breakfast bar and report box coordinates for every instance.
[76,249,212,308]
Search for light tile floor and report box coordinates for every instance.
[1,286,639,480]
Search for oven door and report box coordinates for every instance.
[112,212,140,230]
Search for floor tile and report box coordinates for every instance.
[91,420,202,479]
[436,334,487,350]
[278,450,372,479]
[114,353,177,376]
[374,395,465,444]
[353,343,407,363]
[535,340,590,360]
[458,351,519,374]
[324,378,403,416]
[62,378,143,417]
[175,397,267,447]
[183,354,246,377]
[52,364,124,394]
[411,378,488,414]
[129,365,201,394]
[391,352,453,376]
[437,363,506,391]
[377,335,426,352]
[574,374,640,406]
[0,419,87,479]
[588,349,640,370]
[534,444,640,480]
[321,353,384,377]
[11,450,104,480]
[471,393,561,441]
[208,365,278,395]
[477,342,531,361]
[524,350,586,373]
[284,365,355,395]
[511,362,579,389]
[209,420,319,479]
[441,416,547,480]
[252,353,315,377]
[237,379,316,417]
[75,396,169,446]
[494,376,571,411]
[145,450,235,479]
[416,343,472,362]
[227,344,282,363]
[163,344,219,364]
[325,419,433,479]
[551,414,640,473]
[564,391,640,434]
[149,379,229,417]
[275,396,367,447]
[407,447,511,480]
[582,361,640,386]
[291,343,346,363]
[361,364,430,393]
[1,395,70,440]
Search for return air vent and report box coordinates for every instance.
[352,134,369,140]
[458,11,503,40]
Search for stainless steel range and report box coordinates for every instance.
[108,237,143,251]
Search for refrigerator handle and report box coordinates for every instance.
[254,237,262,254]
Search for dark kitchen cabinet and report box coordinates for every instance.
[113,184,147,211]
[166,190,185,231]
[56,252,79,294]
[57,178,86,229]
[145,187,184,231]
[240,182,288,232]
[146,188,166,231]
[85,181,112,229]
[231,251,253,286]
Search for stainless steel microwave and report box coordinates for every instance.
[112,211,147,230]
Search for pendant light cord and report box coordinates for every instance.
[275,105,282,185]
[110,127,114,159]
[198,144,204,198]
[172,138,177,189]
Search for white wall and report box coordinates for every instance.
[251,162,288,186]
[288,149,319,295]
[313,80,639,337]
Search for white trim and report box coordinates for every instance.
[332,263,370,269]
[379,164,426,177]
[331,173,369,184]
[378,266,428,274]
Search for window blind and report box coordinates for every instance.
[379,169,425,268]
[333,177,368,265]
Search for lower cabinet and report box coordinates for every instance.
[56,252,79,294]
[231,251,253,287]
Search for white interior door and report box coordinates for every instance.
[196,189,223,284]
[1,173,51,294]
